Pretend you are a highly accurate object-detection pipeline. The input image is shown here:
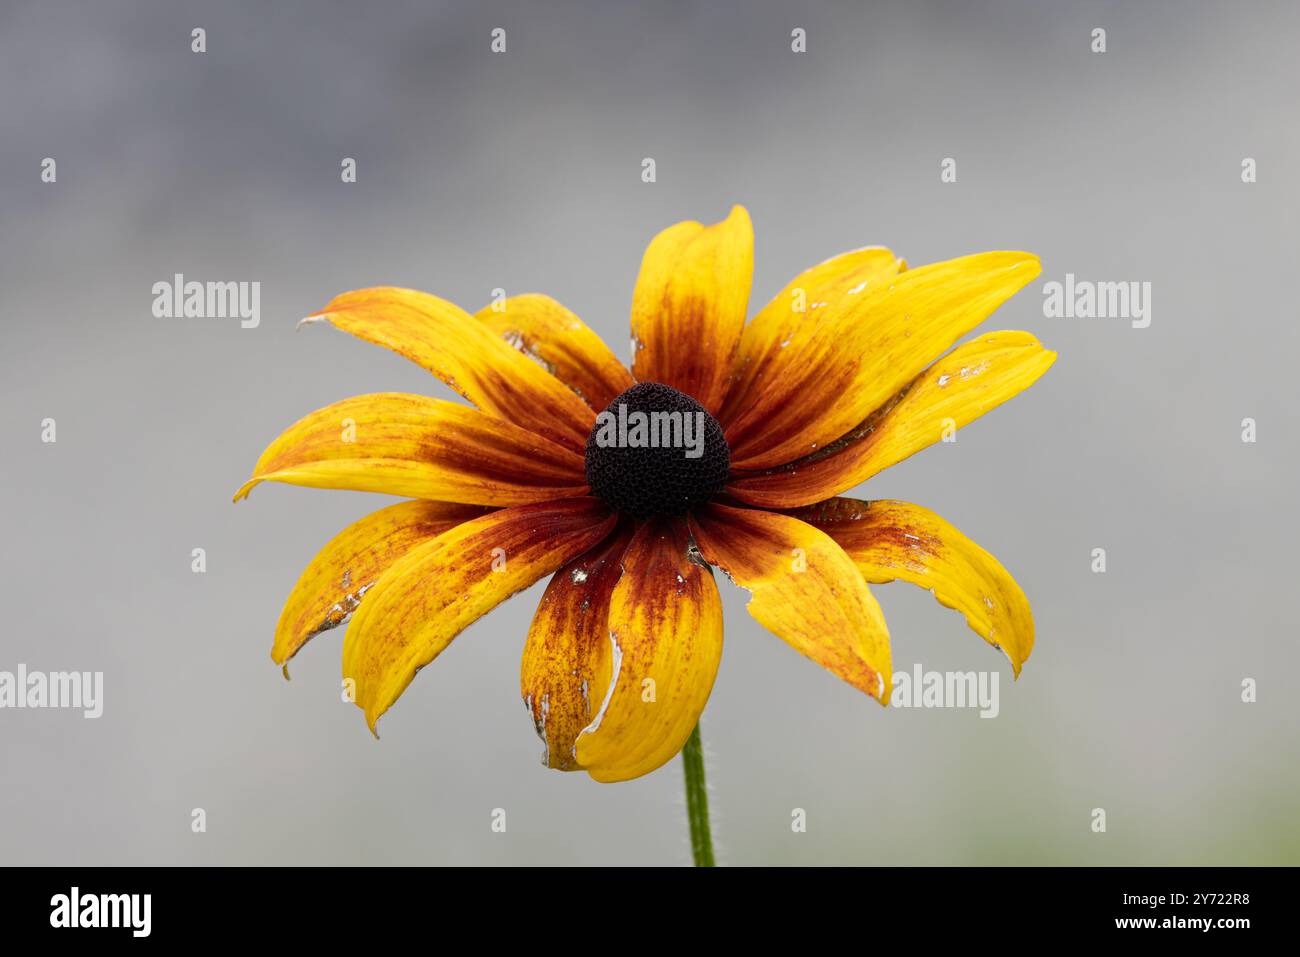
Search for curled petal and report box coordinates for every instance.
[791,498,1034,674]
[342,498,617,733]
[477,294,634,413]
[726,251,1041,469]
[688,503,891,702]
[521,524,633,770]
[575,519,724,783]
[273,500,488,668]
[630,206,753,414]
[233,392,588,506]
[727,331,1056,508]
[309,287,595,451]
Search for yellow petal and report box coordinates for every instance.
[342,498,617,733]
[310,287,595,451]
[630,206,753,414]
[575,518,724,782]
[727,331,1056,508]
[477,294,634,413]
[726,251,1042,469]
[791,498,1034,675]
[520,524,633,770]
[688,503,891,702]
[273,500,488,668]
[233,392,588,506]
[719,245,905,425]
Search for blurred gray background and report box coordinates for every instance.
[2,0,1296,866]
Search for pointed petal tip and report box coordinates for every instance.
[232,478,258,502]
[297,313,329,331]
[362,700,384,739]
[728,203,752,223]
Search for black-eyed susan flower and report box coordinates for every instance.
[236,206,1052,801]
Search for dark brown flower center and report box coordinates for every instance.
[584,382,730,519]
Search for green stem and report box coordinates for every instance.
[682,721,715,867]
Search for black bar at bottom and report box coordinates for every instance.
[1,866,1280,941]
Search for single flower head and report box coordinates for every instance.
[236,205,1053,782]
